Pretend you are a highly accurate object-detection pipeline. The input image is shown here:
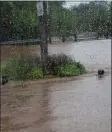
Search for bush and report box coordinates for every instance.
[1,56,41,80]
[27,68,43,79]
[57,64,80,77]
[46,54,75,75]
[75,62,86,74]
[45,54,86,77]
[1,54,86,80]
[23,55,41,68]
[1,58,19,78]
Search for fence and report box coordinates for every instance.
[77,32,97,40]
[0,39,41,61]
[48,32,98,43]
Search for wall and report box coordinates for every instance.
[1,44,41,61]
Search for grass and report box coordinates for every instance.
[1,54,86,80]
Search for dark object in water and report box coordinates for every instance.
[1,76,8,85]
[98,69,104,77]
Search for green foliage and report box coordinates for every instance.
[46,54,74,74]
[46,54,86,76]
[27,68,43,79]
[1,56,41,80]
[1,54,86,80]
[75,62,86,74]
[1,58,19,78]
[51,5,74,39]
[0,1,38,41]
[71,1,111,34]
[57,64,80,77]
[1,1,111,41]
[57,61,86,77]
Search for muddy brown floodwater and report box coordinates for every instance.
[1,39,111,132]
[49,39,111,72]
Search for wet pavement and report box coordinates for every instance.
[1,39,111,132]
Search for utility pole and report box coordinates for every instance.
[36,1,48,75]
[47,2,52,44]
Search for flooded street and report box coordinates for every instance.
[49,39,111,72]
[1,39,111,132]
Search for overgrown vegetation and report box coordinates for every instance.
[1,56,42,80]
[1,54,86,80]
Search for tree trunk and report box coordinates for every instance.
[37,1,48,75]
[47,2,52,44]
[62,36,65,42]
[74,33,77,41]
[48,36,52,44]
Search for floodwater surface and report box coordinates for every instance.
[49,39,111,72]
[1,39,111,132]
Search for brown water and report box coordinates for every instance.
[49,39,111,72]
[1,39,111,132]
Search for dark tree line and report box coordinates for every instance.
[0,1,111,42]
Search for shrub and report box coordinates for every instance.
[15,56,41,79]
[1,58,19,78]
[1,54,86,80]
[75,62,86,74]
[24,55,41,68]
[57,64,80,77]
[46,54,75,75]
[27,68,43,79]
[1,56,41,80]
